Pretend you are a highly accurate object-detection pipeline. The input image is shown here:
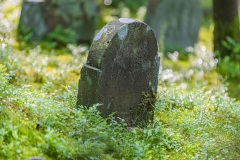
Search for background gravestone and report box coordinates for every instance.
[77,18,160,127]
[145,0,202,52]
[18,0,46,42]
[18,0,97,45]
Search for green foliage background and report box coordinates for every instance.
[0,0,240,159]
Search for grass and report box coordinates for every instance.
[1,0,240,159]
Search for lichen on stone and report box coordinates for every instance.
[119,18,135,24]
[117,25,128,41]
[107,25,115,34]
[94,27,107,41]
[146,25,151,32]
[86,76,92,86]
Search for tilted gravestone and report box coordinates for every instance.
[18,0,97,44]
[145,0,202,52]
[77,18,160,127]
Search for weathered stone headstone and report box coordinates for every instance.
[18,0,46,42]
[77,18,160,127]
[145,0,202,52]
[18,0,97,44]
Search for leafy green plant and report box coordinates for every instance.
[46,25,79,47]
[218,56,240,78]
[222,36,240,60]
[218,36,240,78]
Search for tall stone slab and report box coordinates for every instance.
[18,0,47,42]
[145,0,202,52]
[18,0,97,44]
[77,18,160,127]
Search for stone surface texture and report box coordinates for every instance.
[145,0,202,52]
[77,18,160,127]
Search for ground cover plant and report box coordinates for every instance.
[0,0,240,159]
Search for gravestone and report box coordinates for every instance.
[18,0,97,44]
[145,0,202,52]
[18,0,46,42]
[77,18,160,127]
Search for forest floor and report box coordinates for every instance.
[0,0,240,159]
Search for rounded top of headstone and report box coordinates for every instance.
[87,18,158,68]
[93,18,137,42]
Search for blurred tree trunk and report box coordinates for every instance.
[213,0,240,57]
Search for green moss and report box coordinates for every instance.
[86,76,93,86]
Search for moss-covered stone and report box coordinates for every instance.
[18,0,97,45]
[77,18,160,127]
